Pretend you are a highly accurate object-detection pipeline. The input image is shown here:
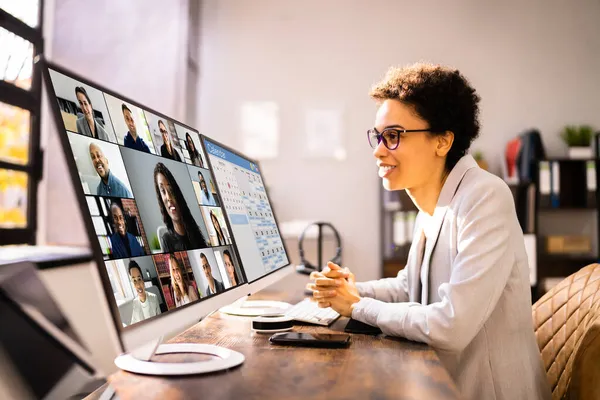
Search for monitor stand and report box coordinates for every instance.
[219,295,292,317]
[114,337,245,376]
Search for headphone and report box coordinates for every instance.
[296,222,342,275]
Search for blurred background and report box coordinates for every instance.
[1,0,600,389]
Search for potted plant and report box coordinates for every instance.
[473,150,488,171]
[561,125,594,159]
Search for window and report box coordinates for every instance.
[0,2,44,244]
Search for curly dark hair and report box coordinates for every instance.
[153,162,207,248]
[369,63,481,171]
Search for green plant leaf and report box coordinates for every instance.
[151,234,160,250]
[561,124,593,147]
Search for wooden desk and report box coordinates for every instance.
[96,274,461,400]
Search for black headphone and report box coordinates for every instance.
[296,222,342,275]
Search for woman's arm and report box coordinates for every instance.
[355,268,409,303]
[352,183,515,352]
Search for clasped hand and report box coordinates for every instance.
[306,261,361,317]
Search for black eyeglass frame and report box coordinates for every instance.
[366,127,436,150]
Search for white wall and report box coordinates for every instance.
[50,0,189,123]
[198,0,600,281]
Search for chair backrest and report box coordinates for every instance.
[532,263,600,399]
[156,225,167,251]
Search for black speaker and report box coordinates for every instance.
[295,222,342,275]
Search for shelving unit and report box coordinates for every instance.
[381,188,417,278]
[533,158,599,299]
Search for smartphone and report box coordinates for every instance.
[269,332,351,348]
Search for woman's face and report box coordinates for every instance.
[170,258,183,286]
[156,172,181,222]
[211,214,221,234]
[130,268,146,300]
[76,92,93,118]
[187,135,195,151]
[372,99,444,191]
[224,254,235,284]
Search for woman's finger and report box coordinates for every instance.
[312,290,337,299]
[327,261,342,270]
[306,283,316,292]
[322,270,349,279]
[314,277,341,287]
[309,271,325,280]
[317,301,331,308]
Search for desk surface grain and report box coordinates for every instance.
[102,273,461,400]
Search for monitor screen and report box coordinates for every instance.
[202,138,290,282]
[45,67,246,330]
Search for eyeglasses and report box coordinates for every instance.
[367,127,434,150]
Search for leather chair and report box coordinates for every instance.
[532,263,600,399]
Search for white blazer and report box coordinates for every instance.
[130,292,161,325]
[353,155,551,400]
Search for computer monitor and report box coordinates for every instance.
[42,60,250,374]
[201,137,294,314]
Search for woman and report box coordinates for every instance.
[168,253,199,307]
[128,260,161,324]
[210,210,227,246]
[74,86,112,142]
[222,249,241,286]
[309,63,551,400]
[185,132,204,168]
[154,162,208,252]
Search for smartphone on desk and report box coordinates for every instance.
[269,332,351,348]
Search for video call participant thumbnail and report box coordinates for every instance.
[200,252,225,295]
[122,104,151,153]
[185,132,204,168]
[75,86,112,142]
[222,249,241,287]
[168,253,199,307]
[89,142,132,197]
[128,260,161,324]
[159,120,182,162]
[109,201,146,258]
[154,162,208,252]
[202,208,231,247]
[211,210,228,246]
[198,171,217,206]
